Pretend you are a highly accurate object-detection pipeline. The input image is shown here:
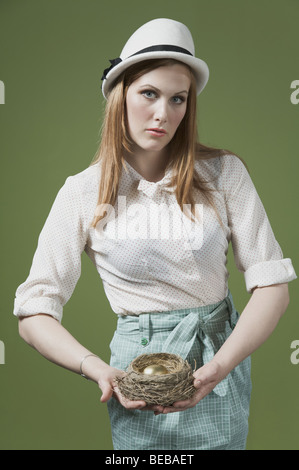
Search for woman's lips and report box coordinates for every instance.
[146,128,167,137]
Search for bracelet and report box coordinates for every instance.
[80,354,99,380]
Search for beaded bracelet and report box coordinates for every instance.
[80,354,99,379]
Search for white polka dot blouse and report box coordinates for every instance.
[13,154,297,322]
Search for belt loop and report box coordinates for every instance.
[225,290,234,329]
[139,313,151,348]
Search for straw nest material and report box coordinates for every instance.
[115,353,196,406]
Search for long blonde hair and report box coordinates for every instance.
[89,58,248,230]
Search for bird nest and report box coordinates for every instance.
[115,352,196,406]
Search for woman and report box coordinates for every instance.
[14,19,297,450]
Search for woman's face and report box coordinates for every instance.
[125,64,191,155]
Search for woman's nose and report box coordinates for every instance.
[154,99,168,123]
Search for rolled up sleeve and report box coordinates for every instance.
[13,175,88,322]
[223,155,297,293]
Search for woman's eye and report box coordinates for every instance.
[172,96,185,104]
[142,90,157,99]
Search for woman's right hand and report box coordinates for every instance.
[98,364,164,413]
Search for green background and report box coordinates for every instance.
[0,0,298,450]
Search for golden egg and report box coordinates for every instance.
[143,364,169,375]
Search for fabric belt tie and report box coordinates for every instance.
[139,291,235,397]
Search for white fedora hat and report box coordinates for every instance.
[101,18,209,99]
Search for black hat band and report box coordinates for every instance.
[101,44,193,81]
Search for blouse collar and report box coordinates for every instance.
[123,159,176,199]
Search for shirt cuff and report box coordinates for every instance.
[13,297,63,323]
[244,258,297,293]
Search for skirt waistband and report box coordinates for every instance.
[116,289,236,333]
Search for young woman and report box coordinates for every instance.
[13,19,297,450]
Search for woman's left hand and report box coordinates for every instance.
[153,360,226,415]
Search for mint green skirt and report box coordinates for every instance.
[107,290,251,450]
